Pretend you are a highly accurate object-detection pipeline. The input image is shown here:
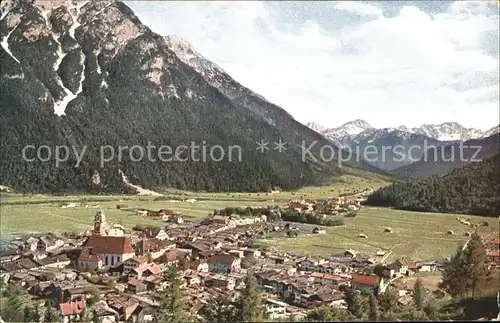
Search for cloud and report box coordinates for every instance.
[332,1,384,18]
[127,1,499,130]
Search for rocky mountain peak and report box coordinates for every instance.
[305,122,326,133]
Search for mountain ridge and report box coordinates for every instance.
[307,120,494,142]
[0,0,382,194]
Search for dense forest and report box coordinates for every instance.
[366,154,500,216]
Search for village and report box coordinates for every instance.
[1,193,499,322]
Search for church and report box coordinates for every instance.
[78,208,135,269]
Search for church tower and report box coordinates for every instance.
[93,207,107,236]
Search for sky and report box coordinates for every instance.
[126,1,499,130]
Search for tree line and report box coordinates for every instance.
[366,154,500,216]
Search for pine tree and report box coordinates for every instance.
[439,246,469,299]
[440,234,492,300]
[368,294,380,321]
[377,287,399,313]
[203,297,238,322]
[463,233,491,300]
[91,309,101,323]
[236,272,264,322]
[413,278,426,310]
[44,300,59,323]
[155,265,189,322]
[306,306,354,321]
[345,289,367,320]
[2,285,25,322]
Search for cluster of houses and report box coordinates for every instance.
[1,205,495,322]
[288,193,367,215]
[485,237,500,266]
[135,209,185,224]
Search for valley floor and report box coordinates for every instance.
[259,207,499,262]
[1,173,497,262]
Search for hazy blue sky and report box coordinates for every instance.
[127,1,499,130]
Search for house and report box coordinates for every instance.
[211,215,235,226]
[78,247,103,271]
[486,250,500,265]
[127,279,148,294]
[296,258,328,272]
[134,238,175,259]
[37,236,64,252]
[131,304,156,322]
[108,297,140,321]
[243,248,261,258]
[92,300,119,323]
[81,236,135,268]
[107,224,125,237]
[264,298,288,320]
[184,274,201,286]
[143,275,168,291]
[130,263,164,280]
[351,273,384,294]
[486,238,500,265]
[189,259,209,273]
[59,299,85,323]
[389,259,411,276]
[162,213,184,224]
[415,261,438,273]
[207,254,241,274]
[22,237,40,251]
[140,227,169,241]
[160,248,188,266]
[123,256,149,274]
[205,274,236,290]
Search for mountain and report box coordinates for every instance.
[366,154,500,216]
[390,133,500,179]
[409,122,484,141]
[481,124,500,138]
[307,120,488,143]
[305,122,326,134]
[339,129,449,171]
[306,120,492,172]
[163,35,382,172]
[0,0,379,194]
[321,119,374,140]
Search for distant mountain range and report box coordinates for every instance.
[390,133,500,179]
[306,120,500,172]
[306,119,498,143]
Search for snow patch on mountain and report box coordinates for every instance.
[308,119,489,143]
[305,122,326,133]
[481,125,500,138]
[409,122,484,141]
[1,20,21,63]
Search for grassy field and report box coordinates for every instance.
[260,207,499,262]
[0,174,390,236]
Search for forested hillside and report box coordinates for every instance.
[366,154,500,216]
[0,0,380,194]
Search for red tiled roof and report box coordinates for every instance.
[60,299,85,316]
[487,238,500,245]
[82,236,135,255]
[351,273,379,287]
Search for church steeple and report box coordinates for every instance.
[93,208,107,236]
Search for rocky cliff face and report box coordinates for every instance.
[1,0,377,193]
